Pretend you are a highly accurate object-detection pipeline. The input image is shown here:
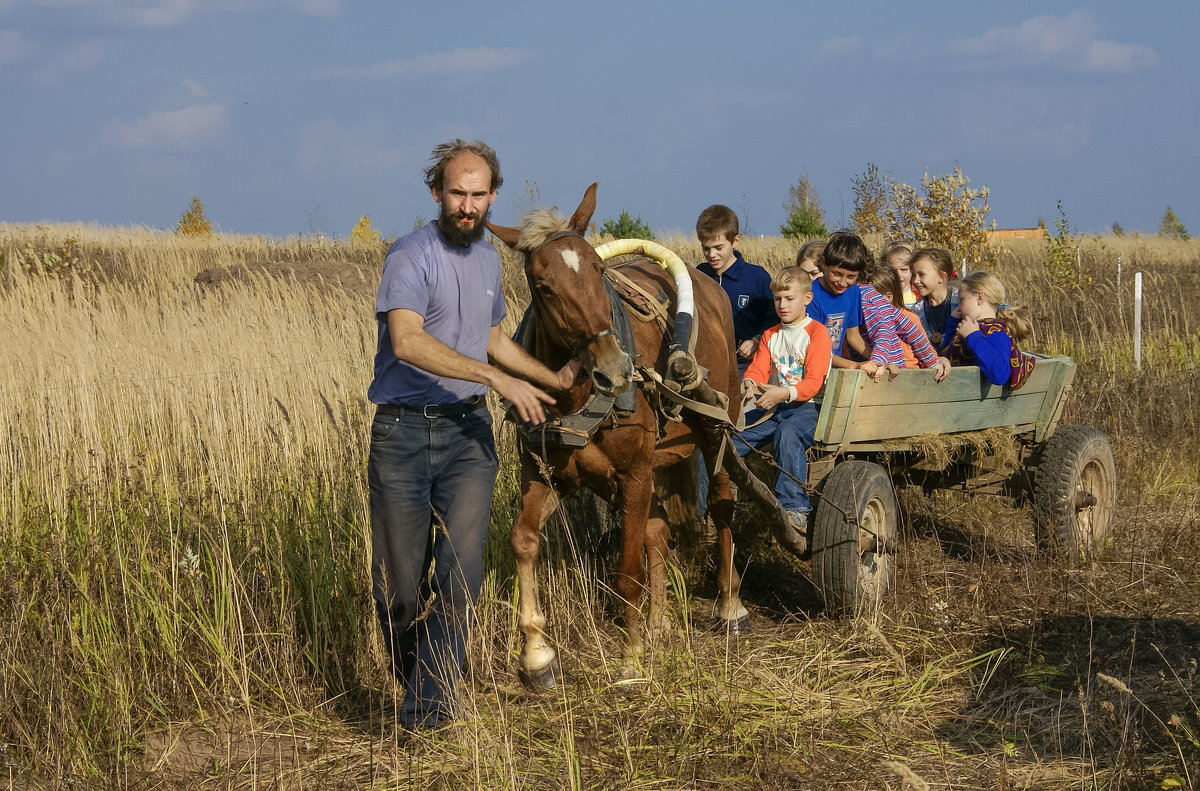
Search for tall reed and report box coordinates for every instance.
[1,222,1197,786]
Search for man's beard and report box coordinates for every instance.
[438,205,489,247]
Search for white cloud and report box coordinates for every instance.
[112,0,199,27]
[3,0,339,25]
[321,46,534,82]
[182,79,211,98]
[36,41,104,84]
[8,0,202,27]
[298,118,408,172]
[819,36,861,58]
[948,10,1158,74]
[0,29,32,66]
[280,0,340,17]
[104,103,228,149]
[951,83,1095,159]
[0,28,104,82]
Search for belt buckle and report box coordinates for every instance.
[423,404,438,419]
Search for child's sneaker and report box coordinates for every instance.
[787,510,809,532]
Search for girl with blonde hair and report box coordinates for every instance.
[880,239,917,308]
[944,271,1035,389]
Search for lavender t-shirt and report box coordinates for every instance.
[368,222,506,406]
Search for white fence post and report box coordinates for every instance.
[1134,272,1143,371]
[1116,256,1122,312]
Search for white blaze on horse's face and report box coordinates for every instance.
[560,249,580,273]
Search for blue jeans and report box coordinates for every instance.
[368,405,498,728]
[731,400,819,513]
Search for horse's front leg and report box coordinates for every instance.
[513,473,562,689]
[615,467,655,676]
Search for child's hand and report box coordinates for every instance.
[755,385,791,409]
[885,364,903,380]
[736,338,757,360]
[931,356,951,381]
[957,316,980,339]
[860,360,885,382]
[740,378,757,396]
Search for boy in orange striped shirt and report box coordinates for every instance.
[735,266,833,531]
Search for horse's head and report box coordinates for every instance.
[490,183,634,398]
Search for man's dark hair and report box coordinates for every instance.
[424,139,503,192]
[822,230,872,276]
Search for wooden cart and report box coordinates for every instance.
[796,355,1116,616]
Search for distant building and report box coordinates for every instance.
[987,227,1047,243]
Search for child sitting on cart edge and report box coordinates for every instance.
[944,271,1036,389]
[735,265,833,533]
[858,261,951,383]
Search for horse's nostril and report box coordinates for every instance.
[592,370,613,391]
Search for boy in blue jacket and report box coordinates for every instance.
[695,205,776,375]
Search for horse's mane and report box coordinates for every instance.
[514,208,571,253]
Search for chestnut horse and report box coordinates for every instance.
[488,184,750,687]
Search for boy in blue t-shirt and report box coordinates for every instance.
[694,204,775,375]
[805,230,871,368]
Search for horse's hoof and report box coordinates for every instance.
[519,660,562,690]
[724,613,752,637]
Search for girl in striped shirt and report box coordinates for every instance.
[857,262,950,382]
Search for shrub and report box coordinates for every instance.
[15,236,88,279]
[851,163,890,236]
[780,173,828,238]
[350,214,382,245]
[885,167,994,269]
[600,210,656,241]
[1160,206,1190,240]
[1043,200,1090,289]
[176,197,213,236]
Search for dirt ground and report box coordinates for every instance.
[193,259,378,302]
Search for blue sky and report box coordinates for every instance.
[2,1,1196,239]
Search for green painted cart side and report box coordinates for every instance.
[799,354,1114,617]
[812,355,1077,454]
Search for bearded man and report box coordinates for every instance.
[367,139,577,729]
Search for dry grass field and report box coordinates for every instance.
[1,222,1198,789]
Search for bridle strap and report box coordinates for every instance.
[575,327,615,357]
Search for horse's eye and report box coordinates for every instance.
[534,282,555,297]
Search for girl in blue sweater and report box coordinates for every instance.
[943,272,1036,389]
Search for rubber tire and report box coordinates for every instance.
[811,460,897,618]
[1031,425,1117,561]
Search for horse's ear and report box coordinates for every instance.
[487,222,520,248]
[567,182,598,235]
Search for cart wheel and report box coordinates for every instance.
[811,460,897,618]
[1032,425,1116,561]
